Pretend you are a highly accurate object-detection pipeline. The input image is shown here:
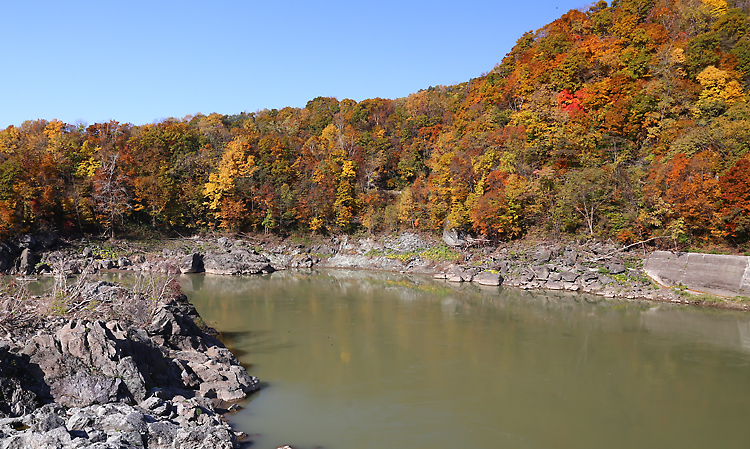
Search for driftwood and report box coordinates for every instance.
[587,236,671,262]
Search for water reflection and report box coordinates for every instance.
[183,270,750,449]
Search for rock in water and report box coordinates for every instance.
[473,271,503,286]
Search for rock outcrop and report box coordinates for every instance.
[0,284,259,448]
[203,249,274,276]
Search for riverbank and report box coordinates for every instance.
[3,231,748,310]
[0,277,259,448]
[1,232,749,447]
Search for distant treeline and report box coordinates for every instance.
[2,0,750,246]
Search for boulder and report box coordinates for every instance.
[473,271,503,286]
[533,266,550,280]
[443,265,477,283]
[179,253,204,274]
[203,250,274,275]
[562,247,578,265]
[50,372,121,408]
[560,271,580,282]
[17,235,36,250]
[442,224,466,247]
[534,248,552,264]
[19,248,34,276]
[605,259,626,274]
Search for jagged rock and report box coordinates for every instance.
[310,244,337,255]
[473,271,503,286]
[51,372,122,408]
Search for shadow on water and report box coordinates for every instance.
[219,329,299,356]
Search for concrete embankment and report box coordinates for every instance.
[644,251,750,297]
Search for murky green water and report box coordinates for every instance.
[181,270,750,449]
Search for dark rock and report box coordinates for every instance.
[29,404,66,432]
[581,271,600,283]
[0,241,19,273]
[179,253,204,274]
[288,254,316,269]
[63,259,82,274]
[34,263,51,274]
[36,233,58,250]
[310,244,337,255]
[17,235,36,250]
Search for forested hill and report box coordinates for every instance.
[2,0,750,247]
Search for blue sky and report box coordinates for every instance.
[1,0,587,128]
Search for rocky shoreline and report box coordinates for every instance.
[2,231,748,309]
[0,231,748,448]
[0,281,258,448]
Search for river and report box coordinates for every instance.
[180,269,750,449]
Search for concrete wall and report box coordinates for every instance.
[644,251,750,298]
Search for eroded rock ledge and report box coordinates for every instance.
[0,283,258,448]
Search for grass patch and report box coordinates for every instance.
[365,244,461,262]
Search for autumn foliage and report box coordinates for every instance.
[2,0,750,248]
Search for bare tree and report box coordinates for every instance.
[93,152,131,239]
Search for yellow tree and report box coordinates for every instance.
[695,66,745,115]
[334,160,357,230]
[203,137,257,230]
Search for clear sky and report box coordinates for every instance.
[1,0,587,128]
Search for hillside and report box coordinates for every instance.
[1,0,749,250]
